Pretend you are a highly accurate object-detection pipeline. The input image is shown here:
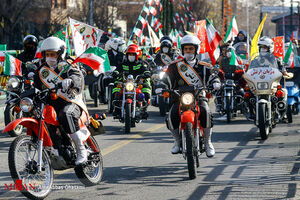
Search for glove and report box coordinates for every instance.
[213,82,221,90]
[62,79,73,90]
[143,71,151,78]
[28,72,35,80]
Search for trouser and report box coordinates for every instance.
[166,98,213,131]
[57,103,82,134]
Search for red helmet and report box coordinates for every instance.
[126,44,142,59]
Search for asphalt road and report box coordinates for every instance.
[0,96,300,200]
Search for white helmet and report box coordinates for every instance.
[180,35,201,55]
[41,36,66,60]
[258,36,274,54]
[110,38,119,51]
[117,38,126,52]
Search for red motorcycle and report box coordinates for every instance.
[164,86,207,179]
[3,84,104,200]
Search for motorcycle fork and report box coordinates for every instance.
[37,103,45,172]
[121,88,126,118]
[132,93,136,119]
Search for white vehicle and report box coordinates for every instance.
[243,53,289,139]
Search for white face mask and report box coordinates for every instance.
[226,52,232,58]
[184,53,195,61]
[46,57,57,69]
[260,48,268,56]
[128,55,136,62]
[162,47,169,53]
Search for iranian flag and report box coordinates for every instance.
[158,28,164,39]
[143,5,150,15]
[229,48,239,65]
[283,35,294,69]
[206,19,222,65]
[4,53,22,76]
[138,16,147,29]
[224,14,239,43]
[72,47,111,73]
[133,27,143,37]
[149,6,157,16]
[0,51,5,62]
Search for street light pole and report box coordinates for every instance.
[291,0,293,38]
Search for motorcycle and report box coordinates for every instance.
[113,74,148,133]
[151,65,169,116]
[2,84,104,199]
[243,53,291,140]
[286,81,300,123]
[164,86,207,179]
[84,65,101,107]
[98,66,116,113]
[215,65,245,123]
[4,76,34,137]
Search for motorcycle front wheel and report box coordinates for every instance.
[158,96,166,116]
[258,103,270,140]
[9,135,53,200]
[125,103,131,133]
[226,96,232,123]
[4,104,24,137]
[287,105,293,123]
[185,122,197,179]
[75,136,103,186]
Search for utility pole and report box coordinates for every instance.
[89,0,93,25]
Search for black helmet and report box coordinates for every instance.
[160,35,172,44]
[23,35,38,47]
[160,40,172,49]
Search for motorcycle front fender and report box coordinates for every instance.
[180,110,195,128]
[3,117,53,147]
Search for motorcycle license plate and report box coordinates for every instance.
[286,81,294,87]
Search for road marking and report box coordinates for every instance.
[55,123,165,175]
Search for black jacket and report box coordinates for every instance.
[116,58,150,79]
[17,51,36,77]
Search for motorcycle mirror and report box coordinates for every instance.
[25,62,37,70]
[128,74,134,80]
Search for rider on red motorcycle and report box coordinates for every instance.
[32,36,88,165]
[112,44,151,118]
[163,35,221,157]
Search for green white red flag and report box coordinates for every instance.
[72,47,111,73]
[206,19,222,65]
[283,35,294,69]
[229,48,239,65]
[138,16,147,29]
[4,53,22,76]
[224,14,239,43]
[0,51,5,62]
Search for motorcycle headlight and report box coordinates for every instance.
[7,77,20,91]
[159,72,165,79]
[125,82,134,91]
[20,97,33,112]
[181,92,194,105]
[257,82,269,90]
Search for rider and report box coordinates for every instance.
[233,30,251,46]
[215,43,246,113]
[112,43,151,118]
[154,36,177,67]
[33,36,88,165]
[17,35,38,77]
[98,38,125,103]
[163,35,221,157]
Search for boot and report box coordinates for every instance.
[204,128,215,158]
[171,129,181,154]
[70,130,88,165]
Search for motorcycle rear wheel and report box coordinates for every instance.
[185,122,197,180]
[9,135,53,200]
[75,136,103,186]
[5,105,23,137]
